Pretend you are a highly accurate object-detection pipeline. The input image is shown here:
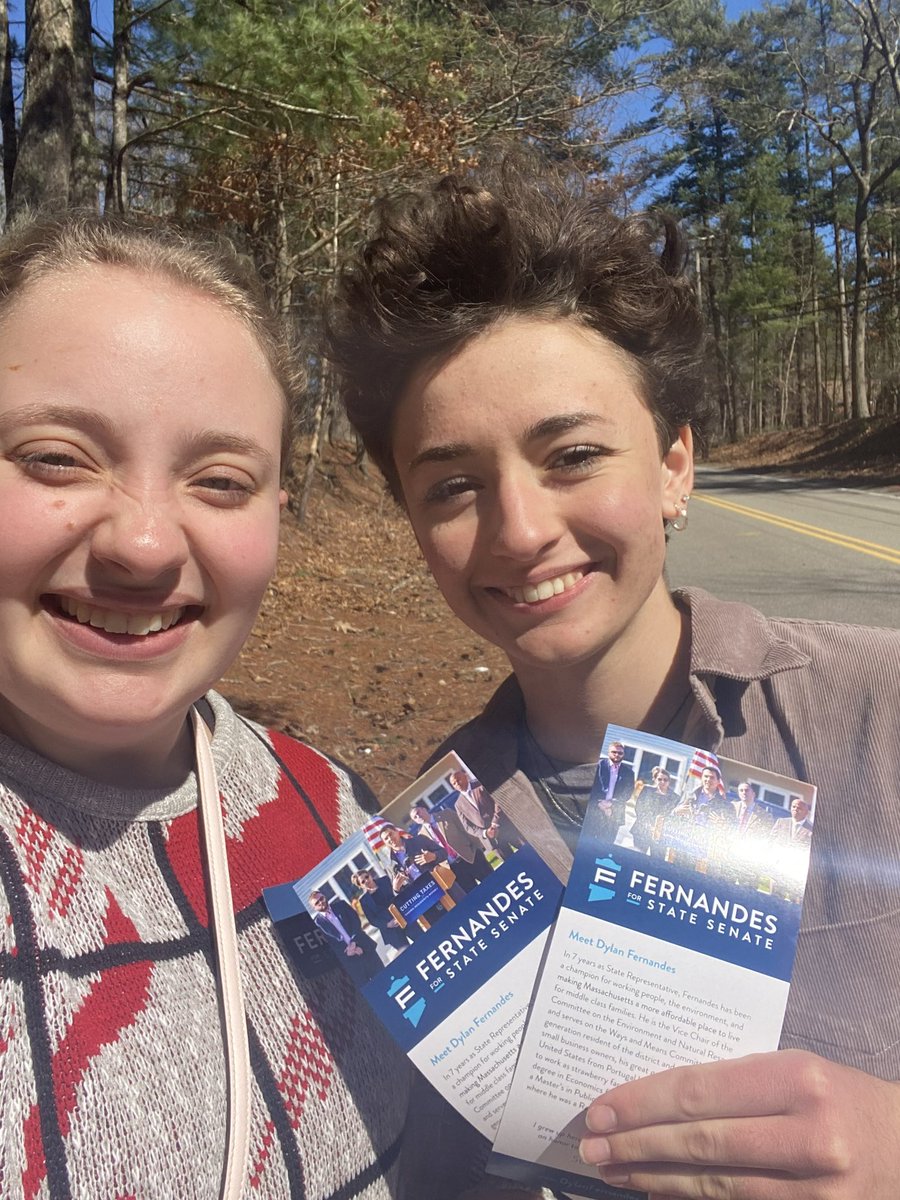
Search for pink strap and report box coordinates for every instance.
[192,708,251,1200]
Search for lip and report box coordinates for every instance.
[41,593,204,662]
[484,565,597,612]
[47,588,201,611]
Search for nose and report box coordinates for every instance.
[485,474,562,562]
[89,489,190,581]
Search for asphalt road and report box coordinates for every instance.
[666,465,900,629]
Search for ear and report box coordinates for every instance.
[278,488,289,511]
[660,425,694,520]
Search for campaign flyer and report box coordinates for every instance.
[489,726,816,1198]
[263,752,564,1139]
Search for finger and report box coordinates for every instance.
[585,1052,806,1133]
[581,1114,815,1176]
[594,1163,792,1200]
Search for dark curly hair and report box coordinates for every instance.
[327,154,711,500]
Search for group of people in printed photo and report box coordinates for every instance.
[308,765,525,985]
[594,739,815,901]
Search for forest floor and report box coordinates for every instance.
[219,414,900,803]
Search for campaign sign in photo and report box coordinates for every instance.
[489,726,816,1198]
[264,752,564,1139]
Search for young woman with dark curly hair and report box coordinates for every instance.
[328,155,900,1200]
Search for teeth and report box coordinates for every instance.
[58,597,185,636]
[101,611,128,633]
[127,613,163,635]
[507,570,584,605]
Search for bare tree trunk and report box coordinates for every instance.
[809,278,825,423]
[705,250,733,439]
[272,183,292,316]
[812,0,852,420]
[69,0,96,209]
[832,206,852,419]
[255,145,294,314]
[780,315,802,427]
[296,385,331,523]
[803,127,825,422]
[749,320,759,435]
[887,221,899,415]
[849,189,872,418]
[11,0,77,216]
[296,161,341,520]
[105,0,130,212]
[0,0,17,215]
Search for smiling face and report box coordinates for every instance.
[791,797,810,822]
[383,827,405,850]
[0,264,286,780]
[392,317,692,680]
[700,768,719,794]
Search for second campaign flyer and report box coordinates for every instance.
[489,724,815,1197]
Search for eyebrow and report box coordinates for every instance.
[0,403,275,471]
[406,410,611,471]
[407,441,471,470]
[0,403,118,439]
[521,411,609,441]
[179,430,277,471]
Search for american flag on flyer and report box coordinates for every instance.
[362,815,393,853]
[686,747,724,790]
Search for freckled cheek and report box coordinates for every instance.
[0,504,85,577]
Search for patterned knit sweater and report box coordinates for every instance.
[0,691,411,1200]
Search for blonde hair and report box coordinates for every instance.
[0,212,304,471]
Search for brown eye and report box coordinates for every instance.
[424,476,477,504]
[551,444,614,473]
[192,473,255,506]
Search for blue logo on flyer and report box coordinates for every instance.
[588,856,622,903]
[387,974,427,1028]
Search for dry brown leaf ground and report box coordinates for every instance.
[220,420,900,803]
[220,445,508,802]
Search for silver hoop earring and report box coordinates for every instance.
[670,495,690,533]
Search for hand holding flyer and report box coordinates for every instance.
[489,726,816,1199]
[578,1045,900,1197]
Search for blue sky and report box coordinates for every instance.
[8,0,766,45]
[6,0,767,193]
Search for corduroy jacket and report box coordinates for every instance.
[428,587,900,1082]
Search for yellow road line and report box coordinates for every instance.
[695,494,900,566]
